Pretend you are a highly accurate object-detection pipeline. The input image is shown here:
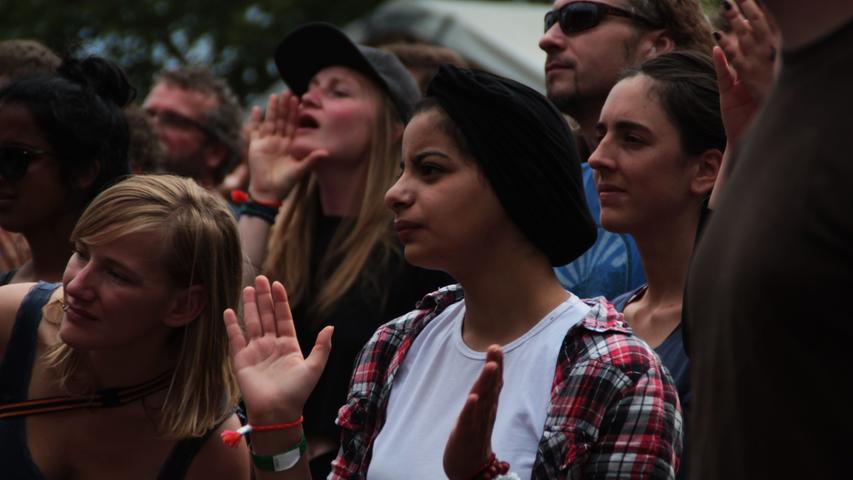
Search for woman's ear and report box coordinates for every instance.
[163,285,207,328]
[691,148,723,196]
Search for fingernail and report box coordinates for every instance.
[713,31,722,42]
[723,1,732,10]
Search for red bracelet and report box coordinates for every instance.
[230,189,283,208]
[466,452,510,480]
[220,416,304,447]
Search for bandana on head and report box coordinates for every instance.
[426,65,596,266]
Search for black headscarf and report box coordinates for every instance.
[426,65,596,266]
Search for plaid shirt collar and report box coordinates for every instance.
[332,285,681,479]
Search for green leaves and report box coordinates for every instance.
[0,0,385,105]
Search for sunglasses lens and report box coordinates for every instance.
[562,3,603,33]
[0,148,33,182]
[544,11,558,32]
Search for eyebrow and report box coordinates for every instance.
[412,150,450,163]
[309,75,357,90]
[598,119,654,135]
[0,141,47,150]
[400,150,450,171]
[107,256,148,282]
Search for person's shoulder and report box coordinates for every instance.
[609,285,647,313]
[380,284,463,336]
[184,414,251,480]
[567,297,662,374]
[0,282,41,356]
[352,284,464,377]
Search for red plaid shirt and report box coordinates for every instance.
[331,285,682,479]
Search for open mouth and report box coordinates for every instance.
[297,115,319,129]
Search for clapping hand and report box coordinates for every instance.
[224,275,333,423]
[444,346,504,480]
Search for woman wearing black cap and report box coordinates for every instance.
[227,65,681,479]
[237,23,450,477]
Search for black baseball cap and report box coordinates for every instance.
[274,22,420,122]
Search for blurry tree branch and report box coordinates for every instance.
[0,0,724,106]
[0,0,386,105]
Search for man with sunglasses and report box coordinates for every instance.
[539,0,713,301]
[143,66,243,190]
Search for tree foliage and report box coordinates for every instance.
[1,0,726,105]
[0,0,386,104]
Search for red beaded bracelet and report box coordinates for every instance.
[220,415,304,448]
[230,189,283,208]
[466,452,510,480]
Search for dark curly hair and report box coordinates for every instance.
[0,55,134,206]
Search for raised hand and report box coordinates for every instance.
[443,346,504,480]
[713,0,780,145]
[223,275,332,423]
[246,92,327,203]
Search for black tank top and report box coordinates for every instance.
[0,282,219,479]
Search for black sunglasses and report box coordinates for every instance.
[544,1,654,34]
[0,145,51,182]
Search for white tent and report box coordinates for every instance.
[346,0,551,93]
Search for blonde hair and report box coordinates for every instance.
[264,84,402,325]
[45,174,242,438]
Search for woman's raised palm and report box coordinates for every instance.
[224,275,332,422]
[246,92,326,202]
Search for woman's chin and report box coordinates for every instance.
[289,138,321,160]
[403,247,444,273]
[57,322,95,351]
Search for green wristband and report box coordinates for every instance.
[251,433,308,472]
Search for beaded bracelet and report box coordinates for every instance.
[467,453,510,480]
[231,189,282,224]
[220,415,304,447]
[230,189,283,208]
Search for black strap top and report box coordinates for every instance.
[0,282,220,479]
[0,269,17,287]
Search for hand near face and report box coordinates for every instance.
[246,92,327,203]
[713,0,780,146]
[223,275,332,423]
[443,346,504,480]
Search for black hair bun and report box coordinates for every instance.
[58,56,136,107]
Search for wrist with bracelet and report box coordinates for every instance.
[221,415,308,472]
[466,452,512,480]
[231,190,282,224]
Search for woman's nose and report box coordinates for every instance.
[384,175,413,213]
[64,260,96,303]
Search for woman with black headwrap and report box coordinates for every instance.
[225,65,682,479]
